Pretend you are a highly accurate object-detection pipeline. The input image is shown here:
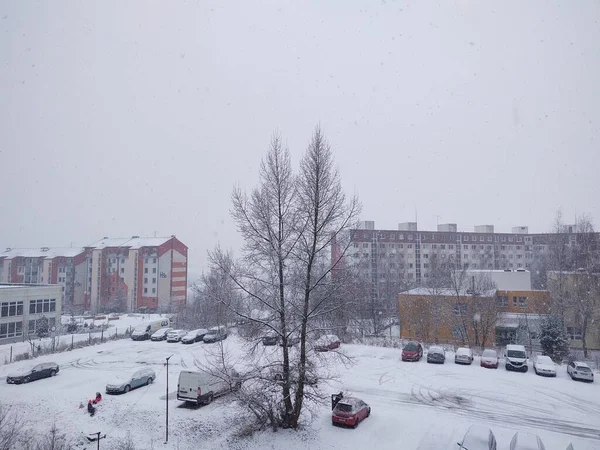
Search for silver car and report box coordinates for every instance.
[106,368,156,394]
[455,347,474,365]
[567,361,594,382]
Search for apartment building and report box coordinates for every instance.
[0,248,82,308]
[0,283,62,345]
[339,221,599,288]
[82,236,188,313]
[0,235,188,313]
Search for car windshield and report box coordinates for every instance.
[507,350,526,359]
[429,347,442,353]
[457,348,470,355]
[335,403,353,413]
[482,350,497,358]
[404,343,418,351]
[577,366,592,372]
[537,356,552,364]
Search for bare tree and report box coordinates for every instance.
[546,212,600,357]
[210,128,359,430]
[0,403,27,450]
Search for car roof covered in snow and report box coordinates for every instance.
[510,432,546,450]
[460,425,495,449]
[337,397,363,407]
[573,361,591,368]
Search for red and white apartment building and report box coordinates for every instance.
[0,236,188,313]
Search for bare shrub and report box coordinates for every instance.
[0,403,27,450]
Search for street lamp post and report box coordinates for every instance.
[164,354,173,444]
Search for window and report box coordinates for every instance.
[463,245,468,250]
[424,254,429,259]
[464,236,469,241]
[496,295,508,307]
[144,288,148,294]
[408,234,413,240]
[440,245,446,250]
[362,243,369,248]
[409,263,413,269]
[567,327,582,340]
[0,321,23,338]
[144,277,148,283]
[479,236,484,242]
[144,268,148,273]
[471,245,477,250]
[453,303,468,316]
[28,299,55,314]
[464,254,468,259]
[513,296,517,306]
[487,236,492,242]
[353,243,358,248]
[448,245,454,250]
[121,268,124,273]
[145,258,148,264]
[152,268,156,274]
[518,296,527,308]
[152,288,156,294]
[408,244,413,249]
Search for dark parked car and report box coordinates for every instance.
[262,333,279,346]
[402,341,423,362]
[427,346,445,364]
[203,326,228,343]
[6,362,59,384]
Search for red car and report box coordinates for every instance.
[314,334,341,352]
[480,349,499,369]
[401,341,423,361]
[331,397,371,428]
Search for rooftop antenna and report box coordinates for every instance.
[153,231,157,238]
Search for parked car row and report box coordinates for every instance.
[261,332,342,352]
[148,326,228,344]
[402,341,594,383]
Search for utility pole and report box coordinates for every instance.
[164,354,173,444]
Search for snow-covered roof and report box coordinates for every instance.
[86,236,176,250]
[0,247,83,259]
[401,287,496,297]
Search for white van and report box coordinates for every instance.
[131,319,171,341]
[177,370,241,405]
[505,344,528,372]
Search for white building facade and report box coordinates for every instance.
[0,284,62,345]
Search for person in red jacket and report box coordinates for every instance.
[92,392,102,404]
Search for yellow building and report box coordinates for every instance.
[398,288,550,348]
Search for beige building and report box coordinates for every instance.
[0,283,62,345]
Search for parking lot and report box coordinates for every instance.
[1,335,599,449]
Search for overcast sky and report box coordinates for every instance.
[1,1,599,278]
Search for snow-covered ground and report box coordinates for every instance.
[0,314,169,363]
[1,334,599,450]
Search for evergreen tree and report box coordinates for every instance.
[539,316,570,362]
[36,316,49,339]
